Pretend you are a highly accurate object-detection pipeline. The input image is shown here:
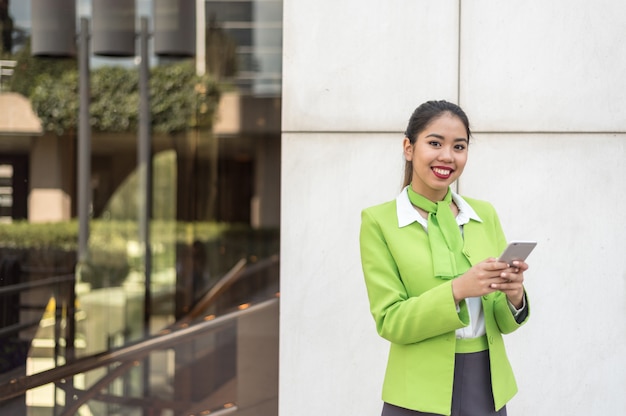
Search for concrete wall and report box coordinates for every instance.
[29,136,73,222]
[280,1,626,415]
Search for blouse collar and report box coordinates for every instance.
[396,186,482,229]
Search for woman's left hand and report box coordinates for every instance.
[490,260,528,308]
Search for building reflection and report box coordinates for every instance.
[0,1,281,414]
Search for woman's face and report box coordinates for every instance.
[403,113,469,201]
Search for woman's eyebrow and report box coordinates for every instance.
[424,133,445,139]
[424,133,468,143]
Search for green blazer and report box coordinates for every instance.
[360,196,529,415]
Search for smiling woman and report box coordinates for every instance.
[402,111,469,202]
[359,100,531,416]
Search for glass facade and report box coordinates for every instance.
[0,1,281,415]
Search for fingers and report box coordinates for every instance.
[457,259,528,300]
[508,260,529,271]
[495,260,528,283]
[485,258,509,270]
[490,268,524,290]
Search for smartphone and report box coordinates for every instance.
[497,241,537,265]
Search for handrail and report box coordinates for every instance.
[75,391,239,415]
[0,319,44,339]
[182,257,247,323]
[0,274,75,297]
[0,273,75,340]
[0,296,278,402]
[56,255,264,416]
[0,252,280,416]
[182,254,279,324]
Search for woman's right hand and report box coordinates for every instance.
[451,258,509,303]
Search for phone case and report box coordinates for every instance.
[497,241,537,264]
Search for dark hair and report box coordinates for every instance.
[402,100,471,187]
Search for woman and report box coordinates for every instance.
[359,100,529,416]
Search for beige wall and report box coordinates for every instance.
[280,1,626,415]
[29,135,74,222]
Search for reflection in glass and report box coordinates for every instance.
[0,0,282,414]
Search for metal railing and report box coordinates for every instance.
[0,273,74,338]
[0,254,280,415]
[0,297,278,414]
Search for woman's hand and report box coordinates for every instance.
[490,260,528,308]
[452,258,526,305]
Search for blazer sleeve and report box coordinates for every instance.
[493,290,530,334]
[360,207,469,345]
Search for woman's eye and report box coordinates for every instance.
[454,144,466,151]
[428,141,441,147]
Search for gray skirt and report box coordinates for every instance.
[381,350,507,416]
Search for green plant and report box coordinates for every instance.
[0,220,78,250]
[25,60,220,135]
[30,71,79,135]
[7,39,76,97]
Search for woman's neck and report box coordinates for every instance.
[409,184,448,202]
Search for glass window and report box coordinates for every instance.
[0,1,281,414]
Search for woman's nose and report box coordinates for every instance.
[438,146,454,162]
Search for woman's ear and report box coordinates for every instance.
[403,137,413,161]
